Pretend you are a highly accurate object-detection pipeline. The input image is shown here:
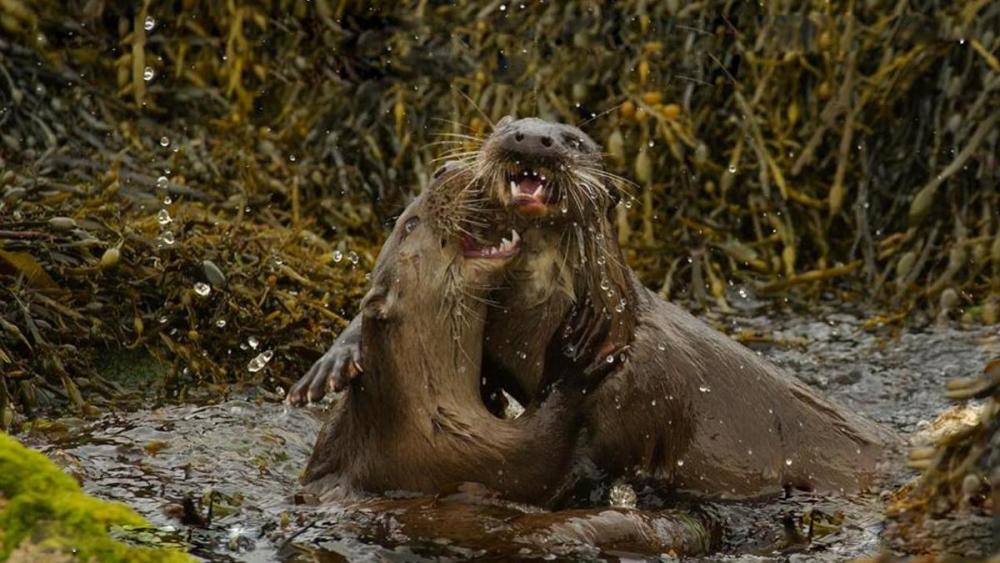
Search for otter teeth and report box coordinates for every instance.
[484,230,520,256]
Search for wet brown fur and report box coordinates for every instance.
[464,117,898,498]
[295,118,898,500]
[302,168,604,504]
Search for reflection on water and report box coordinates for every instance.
[18,309,1000,561]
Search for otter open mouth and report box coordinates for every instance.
[462,229,521,258]
[507,168,555,217]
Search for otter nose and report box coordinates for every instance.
[501,127,562,159]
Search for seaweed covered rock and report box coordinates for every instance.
[885,360,1000,558]
[0,432,189,562]
[1,1,998,414]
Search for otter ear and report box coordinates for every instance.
[360,285,397,320]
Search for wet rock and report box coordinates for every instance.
[832,368,864,386]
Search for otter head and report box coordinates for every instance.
[360,163,521,333]
[475,116,621,223]
[468,117,635,352]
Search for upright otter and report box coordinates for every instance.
[293,118,896,499]
[301,166,622,504]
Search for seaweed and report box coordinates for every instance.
[0,1,998,416]
[884,359,999,558]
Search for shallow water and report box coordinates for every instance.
[18,307,1000,561]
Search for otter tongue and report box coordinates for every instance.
[513,176,545,199]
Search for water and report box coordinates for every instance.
[17,307,1000,561]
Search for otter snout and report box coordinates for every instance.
[480,117,608,220]
[496,118,585,161]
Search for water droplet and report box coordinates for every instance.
[248,336,259,350]
[156,209,171,225]
[332,250,343,263]
[676,459,685,467]
[289,154,296,162]
[193,282,211,297]
[596,255,606,266]
[159,316,168,324]
[698,385,711,393]
[785,458,793,466]
[747,449,753,456]
[727,164,737,173]
[347,251,359,264]
[144,16,155,31]
[605,354,615,363]
[143,66,155,81]
[160,136,170,147]
[216,319,227,328]
[615,299,626,313]
[657,343,666,351]
[156,175,169,188]
[160,231,175,245]
[247,351,272,373]
[163,196,172,205]
[499,3,507,10]
[650,399,657,406]
[600,278,611,291]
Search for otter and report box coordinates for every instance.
[292,117,896,500]
[301,166,622,504]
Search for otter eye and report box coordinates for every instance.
[562,133,583,151]
[403,216,420,234]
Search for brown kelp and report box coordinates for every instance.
[884,359,999,558]
[1,1,999,418]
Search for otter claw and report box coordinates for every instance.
[287,342,364,405]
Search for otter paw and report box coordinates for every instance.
[285,343,363,405]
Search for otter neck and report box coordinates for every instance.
[356,295,487,412]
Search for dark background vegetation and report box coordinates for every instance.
[1,1,998,420]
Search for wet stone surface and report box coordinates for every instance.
[17,308,1000,562]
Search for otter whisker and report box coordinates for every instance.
[432,131,484,141]
[578,166,638,192]
[431,153,480,165]
[429,116,478,132]
[576,100,627,128]
[450,87,494,129]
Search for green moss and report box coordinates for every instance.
[0,432,190,562]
